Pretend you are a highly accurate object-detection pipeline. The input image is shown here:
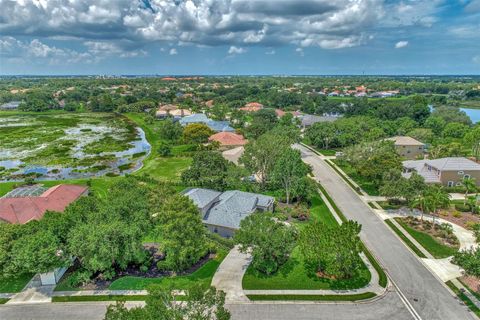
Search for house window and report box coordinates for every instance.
[214,227,218,233]
[464,174,471,179]
[447,181,454,187]
[458,171,464,175]
[456,182,463,187]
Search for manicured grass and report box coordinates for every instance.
[446,281,480,317]
[332,160,379,196]
[394,218,458,259]
[52,295,147,302]
[242,246,371,290]
[243,195,371,291]
[385,219,427,258]
[246,292,376,301]
[136,156,191,182]
[0,274,33,293]
[0,298,9,304]
[458,278,480,301]
[316,184,346,223]
[107,250,226,290]
[377,201,404,210]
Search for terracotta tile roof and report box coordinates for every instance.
[209,132,247,146]
[0,184,88,224]
[239,102,263,112]
[275,109,286,117]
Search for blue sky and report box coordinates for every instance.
[0,0,479,75]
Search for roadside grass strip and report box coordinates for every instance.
[459,279,480,301]
[0,274,33,294]
[324,160,363,195]
[52,295,147,302]
[0,298,9,304]
[446,281,480,317]
[394,218,458,259]
[385,220,427,258]
[246,292,376,301]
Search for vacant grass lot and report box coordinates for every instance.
[394,218,458,258]
[242,196,371,290]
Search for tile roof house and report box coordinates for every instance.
[179,114,235,132]
[402,157,480,186]
[182,188,274,238]
[222,146,245,165]
[209,132,247,148]
[385,136,425,160]
[0,184,88,224]
[239,102,263,112]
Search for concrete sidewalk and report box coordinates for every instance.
[7,276,54,305]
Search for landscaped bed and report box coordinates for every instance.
[394,217,459,259]
[55,250,226,292]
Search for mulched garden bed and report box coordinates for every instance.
[439,209,480,230]
[460,275,480,296]
[58,244,216,290]
[401,216,460,248]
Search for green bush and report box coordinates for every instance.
[455,203,470,212]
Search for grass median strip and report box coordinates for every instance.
[385,219,427,258]
[52,295,147,302]
[324,160,363,195]
[445,281,480,317]
[246,292,376,301]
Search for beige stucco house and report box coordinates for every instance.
[386,136,425,160]
[402,157,480,187]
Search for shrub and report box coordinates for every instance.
[452,211,462,218]
[67,269,92,287]
[156,260,174,272]
[455,203,470,212]
[158,143,172,157]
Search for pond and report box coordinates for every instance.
[429,104,480,124]
[0,113,151,182]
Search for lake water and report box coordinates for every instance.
[429,105,480,124]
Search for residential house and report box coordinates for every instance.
[179,113,235,132]
[0,101,21,110]
[222,146,244,165]
[209,132,247,149]
[182,188,275,238]
[402,157,480,187]
[240,102,263,112]
[385,136,425,160]
[0,184,88,224]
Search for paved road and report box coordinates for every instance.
[295,144,475,320]
[0,292,412,320]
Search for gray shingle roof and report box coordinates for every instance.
[404,157,480,172]
[183,188,275,230]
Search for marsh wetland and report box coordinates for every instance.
[0,112,151,181]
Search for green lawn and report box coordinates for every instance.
[0,298,9,304]
[243,196,371,290]
[446,281,480,317]
[394,218,459,259]
[0,274,33,293]
[246,292,376,301]
[52,295,148,302]
[333,160,379,196]
[385,219,427,258]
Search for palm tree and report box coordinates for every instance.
[425,185,450,226]
[411,195,430,222]
[462,177,477,206]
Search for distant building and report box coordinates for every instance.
[182,188,274,237]
[385,136,425,160]
[299,114,339,128]
[209,132,247,149]
[0,184,88,224]
[222,146,245,165]
[402,157,480,187]
[179,114,235,132]
[0,101,21,110]
[240,102,263,112]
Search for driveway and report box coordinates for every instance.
[294,144,475,320]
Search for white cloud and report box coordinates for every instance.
[473,55,480,64]
[228,46,246,55]
[169,48,178,55]
[0,0,385,51]
[395,41,409,49]
[265,49,275,55]
[295,47,304,56]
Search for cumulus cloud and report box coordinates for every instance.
[169,48,178,55]
[228,46,246,55]
[0,0,385,50]
[395,40,409,49]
